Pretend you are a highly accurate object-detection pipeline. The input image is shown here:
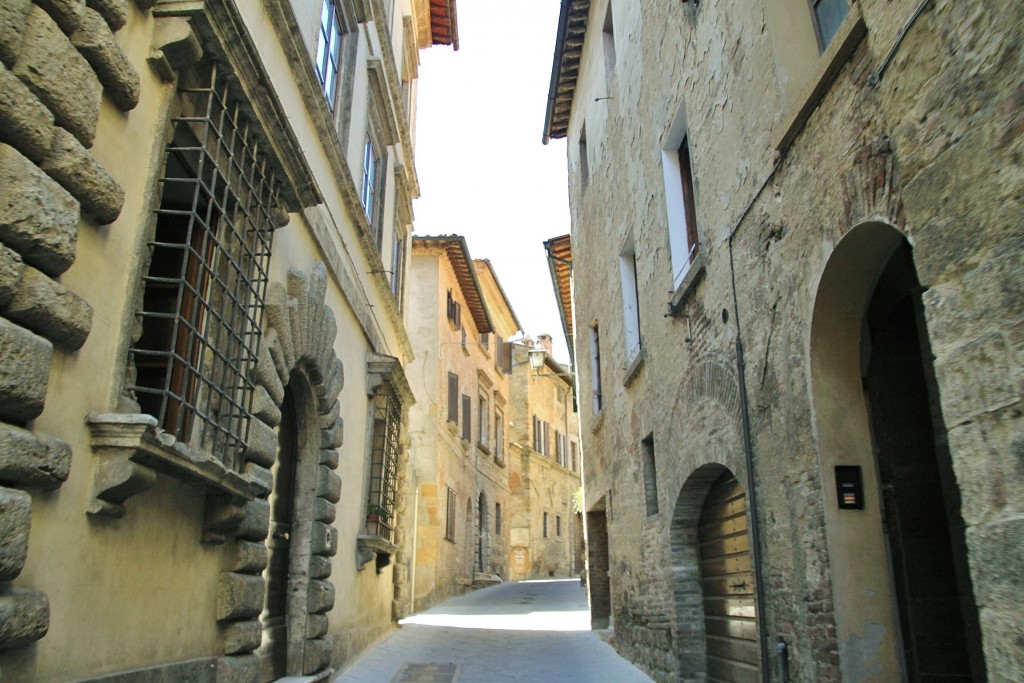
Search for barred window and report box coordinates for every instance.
[366,382,401,542]
[129,62,278,470]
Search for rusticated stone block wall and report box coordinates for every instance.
[0,0,137,654]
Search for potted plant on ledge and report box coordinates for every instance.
[366,505,390,537]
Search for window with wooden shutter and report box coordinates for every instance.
[446,289,461,329]
[496,338,513,374]
[447,373,458,423]
[445,487,456,541]
[461,394,471,441]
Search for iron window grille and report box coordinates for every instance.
[129,61,278,471]
[366,382,401,543]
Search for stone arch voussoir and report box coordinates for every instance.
[216,263,343,679]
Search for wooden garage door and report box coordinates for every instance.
[698,472,760,683]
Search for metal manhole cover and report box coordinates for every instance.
[391,662,460,683]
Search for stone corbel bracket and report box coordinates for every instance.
[86,413,267,518]
[147,14,203,82]
[356,534,398,573]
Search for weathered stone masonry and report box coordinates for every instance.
[0,0,135,653]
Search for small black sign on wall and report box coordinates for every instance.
[835,466,864,510]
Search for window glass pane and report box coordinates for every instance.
[815,0,848,48]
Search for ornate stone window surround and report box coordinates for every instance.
[359,353,413,572]
[89,0,321,518]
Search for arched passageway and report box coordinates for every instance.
[810,223,983,681]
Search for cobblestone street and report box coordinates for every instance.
[333,580,654,683]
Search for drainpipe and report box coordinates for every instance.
[776,638,790,683]
[729,237,771,683]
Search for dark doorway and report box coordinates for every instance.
[476,492,488,573]
[261,386,299,682]
[862,242,984,682]
[697,471,759,683]
[586,508,611,629]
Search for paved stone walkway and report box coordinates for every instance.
[333,579,654,683]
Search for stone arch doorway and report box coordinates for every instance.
[260,370,320,681]
[671,464,760,683]
[809,222,983,681]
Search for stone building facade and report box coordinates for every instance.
[0,0,456,680]
[506,338,584,582]
[544,0,1021,681]
[406,237,515,610]
[405,239,585,605]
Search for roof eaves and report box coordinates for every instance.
[414,235,493,334]
[429,0,460,50]
[543,235,574,367]
[542,0,590,144]
[474,259,524,334]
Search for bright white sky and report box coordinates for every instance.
[413,0,571,363]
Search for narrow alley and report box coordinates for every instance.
[334,580,653,683]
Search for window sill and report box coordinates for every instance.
[667,252,706,316]
[86,413,267,519]
[356,533,399,574]
[477,443,491,456]
[494,455,505,467]
[774,4,867,155]
[623,348,646,387]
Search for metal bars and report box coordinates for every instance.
[366,383,401,543]
[129,62,278,470]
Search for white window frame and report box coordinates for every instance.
[360,134,380,224]
[619,247,641,363]
[662,105,702,293]
[315,0,342,109]
[478,393,489,448]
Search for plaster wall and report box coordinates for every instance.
[0,0,432,679]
